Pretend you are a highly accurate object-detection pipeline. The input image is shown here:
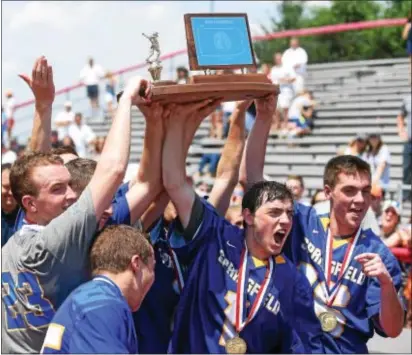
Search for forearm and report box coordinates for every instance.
[140,190,170,232]
[209,109,246,214]
[29,104,52,152]
[239,114,272,191]
[138,121,163,185]
[90,96,131,217]
[379,281,404,337]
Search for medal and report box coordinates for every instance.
[225,336,247,354]
[319,311,338,332]
[225,243,274,353]
[323,227,362,306]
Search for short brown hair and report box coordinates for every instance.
[323,155,371,189]
[51,145,78,157]
[90,225,152,276]
[65,158,97,194]
[10,152,64,209]
[287,175,304,188]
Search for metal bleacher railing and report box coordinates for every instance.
[11,17,406,142]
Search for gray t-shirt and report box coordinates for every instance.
[1,187,97,354]
[401,95,411,140]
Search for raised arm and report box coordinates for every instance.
[124,103,165,225]
[140,99,210,231]
[239,94,277,191]
[89,76,152,219]
[208,100,251,215]
[162,100,221,228]
[19,56,55,152]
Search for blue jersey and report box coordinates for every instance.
[283,202,404,354]
[41,275,137,354]
[169,197,323,354]
[133,218,187,354]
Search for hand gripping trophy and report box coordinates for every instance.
[142,32,162,81]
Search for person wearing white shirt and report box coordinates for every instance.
[68,112,96,158]
[54,101,75,140]
[80,57,105,111]
[270,52,296,131]
[282,37,308,93]
[1,143,17,165]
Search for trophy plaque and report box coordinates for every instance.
[120,13,278,103]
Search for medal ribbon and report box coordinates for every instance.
[324,227,361,306]
[168,248,185,292]
[235,243,273,333]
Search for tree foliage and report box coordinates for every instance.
[254,0,411,64]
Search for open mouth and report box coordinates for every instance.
[274,230,287,244]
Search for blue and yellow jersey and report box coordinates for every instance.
[283,201,404,353]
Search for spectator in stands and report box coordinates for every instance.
[50,130,62,149]
[1,163,18,247]
[62,136,76,151]
[91,136,106,161]
[344,134,367,158]
[282,37,308,94]
[80,57,105,115]
[402,12,412,79]
[270,52,296,133]
[286,102,313,138]
[68,112,96,158]
[397,94,411,201]
[198,153,220,178]
[4,89,15,143]
[379,200,409,248]
[104,71,117,119]
[195,181,211,198]
[260,63,271,79]
[364,133,391,194]
[176,66,189,84]
[370,184,384,218]
[310,189,327,206]
[54,101,74,140]
[286,175,310,206]
[1,142,17,164]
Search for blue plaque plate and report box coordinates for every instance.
[185,14,256,70]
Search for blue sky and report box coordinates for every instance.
[2,1,330,106]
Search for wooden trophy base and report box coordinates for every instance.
[150,74,279,103]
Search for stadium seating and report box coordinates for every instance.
[87,57,411,220]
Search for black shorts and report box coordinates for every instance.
[87,85,99,99]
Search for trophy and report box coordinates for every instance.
[120,13,278,103]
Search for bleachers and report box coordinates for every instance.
[87,57,411,220]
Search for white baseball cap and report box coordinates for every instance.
[382,200,401,215]
[64,101,72,108]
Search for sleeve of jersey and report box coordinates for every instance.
[365,246,405,336]
[68,305,131,354]
[107,196,131,226]
[283,203,313,263]
[40,187,97,266]
[291,270,325,353]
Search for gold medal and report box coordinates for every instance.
[225,336,247,354]
[319,311,338,332]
